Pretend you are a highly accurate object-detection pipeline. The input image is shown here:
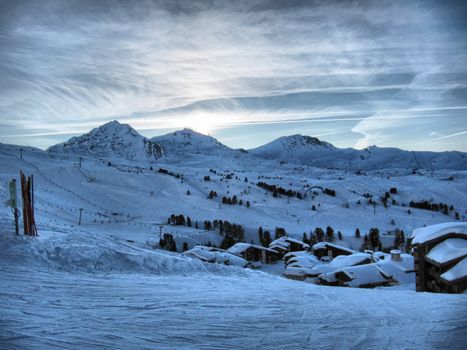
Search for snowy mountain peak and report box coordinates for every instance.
[281,134,335,149]
[248,133,336,164]
[151,129,227,155]
[48,120,163,162]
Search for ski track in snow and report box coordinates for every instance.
[1,266,466,350]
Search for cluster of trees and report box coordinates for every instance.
[167,214,187,226]
[361,228,382,251]
[208,190,218,199]
[222,195,238,205]
[203,175,211,181]
[258,227,272,247]
[168,214,218,230]
[159,233,177,252]
[158,168,182,179]
[409,200,454,215]
[302,226,337,246]
[219,221,245,249]
[165,214,246,249]
[323,188,336,196]
[256,181,303,199]
[257,227,287,247]
[221,195,250,207]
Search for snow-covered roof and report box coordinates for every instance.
[305,264,337,277]
[300,253,371,277]
[284,250,311,260]
[425,238,467,265]
[286,254,321,269]
[227,243,278,255]
[269,236,309,249]
[375,255,415,284]
[312,242,357,254]
[337,264,390,288]
[283,266,316,278]
[328,253,371,268]
[411,222,467,245]
[440,258,467,283]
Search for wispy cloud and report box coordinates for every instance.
[0,0,466,150]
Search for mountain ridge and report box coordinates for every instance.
[249,134,467,170]
[40,120,467,170]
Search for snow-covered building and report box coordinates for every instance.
[286,253,371,281]
[227,243,279,264]
[410,222,467,293]
[312,242,358,259]
[183,246,248,267]
[316,250,415,287]
[328,264,391,288]
[283,251,321,280]
[374,251,415,285]
[269,236,309,256]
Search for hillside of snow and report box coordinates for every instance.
[48,121,164,162]
[249,135,467,171]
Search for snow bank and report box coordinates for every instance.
[0,232,249,276]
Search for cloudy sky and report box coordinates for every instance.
[1,0,466,151]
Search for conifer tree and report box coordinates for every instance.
[314,227,324,242]
[369,228,381,250]
[263,231,272,247]
[355,228,361,238]
[275,227,286,239]
[326,226,335,242]
[258,227,264,246]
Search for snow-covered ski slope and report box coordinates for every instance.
[1,233,466,350]
[1,122,466,349]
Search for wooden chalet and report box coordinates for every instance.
[227,243,279,264]
[411,222,467,294]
